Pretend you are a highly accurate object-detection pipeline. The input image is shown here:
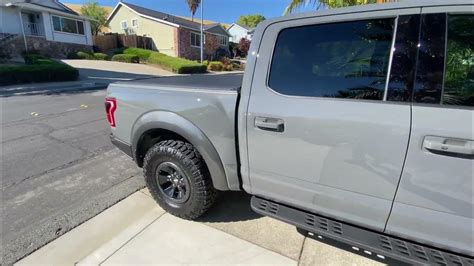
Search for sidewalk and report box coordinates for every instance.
[16,190,386,265]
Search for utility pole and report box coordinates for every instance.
[200,0,203,63]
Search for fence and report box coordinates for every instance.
[93,33,153,52]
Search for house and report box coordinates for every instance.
[106,1,230,60]
[0,0,94,58]
[227,23,254,43]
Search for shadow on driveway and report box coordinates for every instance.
[199,191,263,223]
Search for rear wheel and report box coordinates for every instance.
[143,140,216,219]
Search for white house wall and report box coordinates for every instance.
[228,25,250,43]
[0,7,23,34]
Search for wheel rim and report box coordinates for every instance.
[155,162,191,204]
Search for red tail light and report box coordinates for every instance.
[105,97,117,127]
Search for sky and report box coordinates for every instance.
[64,0,319,24]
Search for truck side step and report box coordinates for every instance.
[251,196,473,265]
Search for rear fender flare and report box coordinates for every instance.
[131,110,229,191]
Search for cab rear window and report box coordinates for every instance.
[443,15,474,107]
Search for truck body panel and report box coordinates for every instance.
[107,74,243,190]
[108,0,473,261]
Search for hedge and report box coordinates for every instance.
[0,63,78,85]
[147,53,206,74]
[109,47,207,74]
[24,54,49,64]
[122,48,153,61]
[67,51,110,60]
[93,53,109,60]
[111,54,140,63]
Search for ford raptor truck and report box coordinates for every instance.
[106,1,474,264]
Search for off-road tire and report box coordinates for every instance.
[143,140,217,219]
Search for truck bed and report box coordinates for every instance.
[107,73,243,190]
[114,73,243,92]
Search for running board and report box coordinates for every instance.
[251,196,473,265]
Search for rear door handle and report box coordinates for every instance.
[255,117,285,132]
[422,136,473,159]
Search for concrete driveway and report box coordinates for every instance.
[17,190,395,265]
[62,59,174,83]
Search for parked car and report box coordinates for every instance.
[105,1,473,264]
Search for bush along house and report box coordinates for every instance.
[0,0,93,58]
[106,1,230,60]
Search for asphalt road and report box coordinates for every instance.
[1,89,144,264]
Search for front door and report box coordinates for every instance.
[246,9,420,230]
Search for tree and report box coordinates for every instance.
[284,0,388,15]
[205,34,220,60]
[80,1,108,35]
[186,0,201,22]
[237,38,251,57]
[236,14,266,28]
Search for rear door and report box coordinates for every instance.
[246,8,420,231]
[386,6,474,256]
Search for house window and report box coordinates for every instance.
[191,32,201,47]
[52,15,85,35]
[121,20,128,29]
[132,18,138,28]
[217,35,228,46]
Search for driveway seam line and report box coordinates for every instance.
[297,236,307,266]
[98,212,167,265]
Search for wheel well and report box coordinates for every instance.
[135,128,186,167]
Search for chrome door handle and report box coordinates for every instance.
[255,117,285,132]
[423,136,473,159]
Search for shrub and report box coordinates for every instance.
[147,52,206,74]
[238,38,251,58]
[93,53,109,60]
[0,63,78,85]
[23,54,48,64]
[208,61,223,71]
[67,51,94,59]
[111,54,139,63]
[112,47,126,55]
[122,47,153,61]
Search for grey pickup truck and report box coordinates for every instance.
[106,1,473,264]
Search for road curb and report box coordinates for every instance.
[0,83,108,97]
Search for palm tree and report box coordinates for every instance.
[284,0,388,15]
[186,0,201,21]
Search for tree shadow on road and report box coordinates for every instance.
[198,191,263,223]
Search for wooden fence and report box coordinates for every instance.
[93,33,153,52]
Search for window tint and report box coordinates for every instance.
[121,20,128,29]
[386,15,420,102]
[77,21,84,35]
[132,19,138,27]
[443,15,474,107]
[52,16,84,35]
[61,17,78,34]
[268,19,395,100]
[191,32,201,47]
[52,16,61,31]
[413,13,446,104]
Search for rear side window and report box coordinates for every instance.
[268,18,395,100]
[443,15,474,106]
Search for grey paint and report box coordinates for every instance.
[107,75,241,191]
[383,4,474,256]
[108,0,473,255]
[243,7,418,231]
